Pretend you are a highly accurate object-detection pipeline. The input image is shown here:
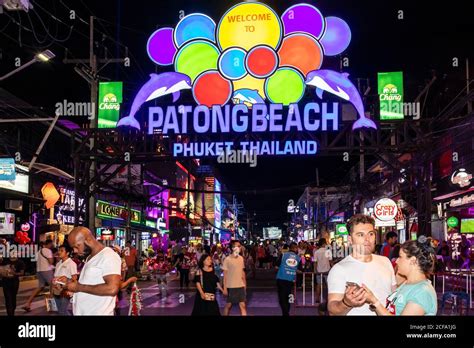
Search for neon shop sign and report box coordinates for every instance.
[117,2,377,157]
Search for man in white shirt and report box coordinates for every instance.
[52,245,78,315]
[59,227,121,315]
[23,239,55,312]
[327,214,396,315]
[314,238,332,302]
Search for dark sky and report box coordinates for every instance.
[1,0,472,229]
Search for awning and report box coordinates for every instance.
[433,186,474,202]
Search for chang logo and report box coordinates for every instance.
[103,93,118,103]
[99,93,120,110]
[380,83,402,101]
[286,257,298,267]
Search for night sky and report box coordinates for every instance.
[1,0,472,230]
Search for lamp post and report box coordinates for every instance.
[0,50,55,81]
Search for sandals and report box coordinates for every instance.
[22,306,32,312]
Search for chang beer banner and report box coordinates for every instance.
[378,72,404,120]
[98,82,123,128]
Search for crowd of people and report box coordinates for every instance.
[0,217,472,316]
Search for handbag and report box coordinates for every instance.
[45,293,58,312]
[200,270,215,301]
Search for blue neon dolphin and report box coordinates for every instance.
[117,72,192,130]
[305,69,377,130]
[233,89,269,120]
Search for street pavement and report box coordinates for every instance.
[0,268,321,316]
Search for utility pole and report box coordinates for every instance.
[186,161,191,245]
[467,58,472,114]
[64,16,127,231]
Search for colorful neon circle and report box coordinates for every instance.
[174,40,220,82]
[265,67,305,105]
[193,70,233,107]
[320,16,352,56]
[278,33,323,76]
[174,13,216,48]
[281,3,326,39]
[217,2,282,51]
[245,45,278,78]
[147,27,176,66]
[218,47,247,80]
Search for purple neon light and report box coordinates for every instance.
[281,4,325,39]
[147,27,177,66]
[320,16,352,56]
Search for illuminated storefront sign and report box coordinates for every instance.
[96,200,141,224]
[449,194,474,208]
[55,186,85,225]
[0,164,29,194]
[335,223,348,236]
[145,220,157,229]
[378,72,404,120]
[98,82,123,128]
[0,158,16,181]
[117,2,377,158]
[451,168,472,188]
[447,216,459,228]
[214,179,221,230]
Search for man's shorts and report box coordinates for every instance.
[37,270,54,287]
[227,287,246,304]
[316,273,328,284]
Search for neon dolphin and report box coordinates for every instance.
[233,89,265,105]
[305,69,377,130]
[233,89,269,120]
[117,72,192,130]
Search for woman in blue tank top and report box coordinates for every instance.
[362,239,437,315]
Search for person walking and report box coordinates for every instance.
[275,243,300,316]
[314,238,332,303]
[1,251,25,316]
[192,254,226,316]
[23,239,55,312]
[222,240,247,316]
[257,243,266,269]
[174,246,192,289]
[154,251,172,300]
[52,245,78,315]
[362,239,438,315]
[123,241,138,293]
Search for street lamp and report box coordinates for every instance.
[0,50,55,81]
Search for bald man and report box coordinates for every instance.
[57,227,121,315]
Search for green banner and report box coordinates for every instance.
[378,72,404,120]
[335,223,348,236]
[98,82,123,128]
[96,200,141,224]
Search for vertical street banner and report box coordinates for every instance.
[378,71,404,120]
[98,81,123,128]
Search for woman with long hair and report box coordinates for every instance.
[362,239,437,315]
[191,254,226,316]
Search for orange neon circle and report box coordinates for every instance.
[278,33,323,76]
